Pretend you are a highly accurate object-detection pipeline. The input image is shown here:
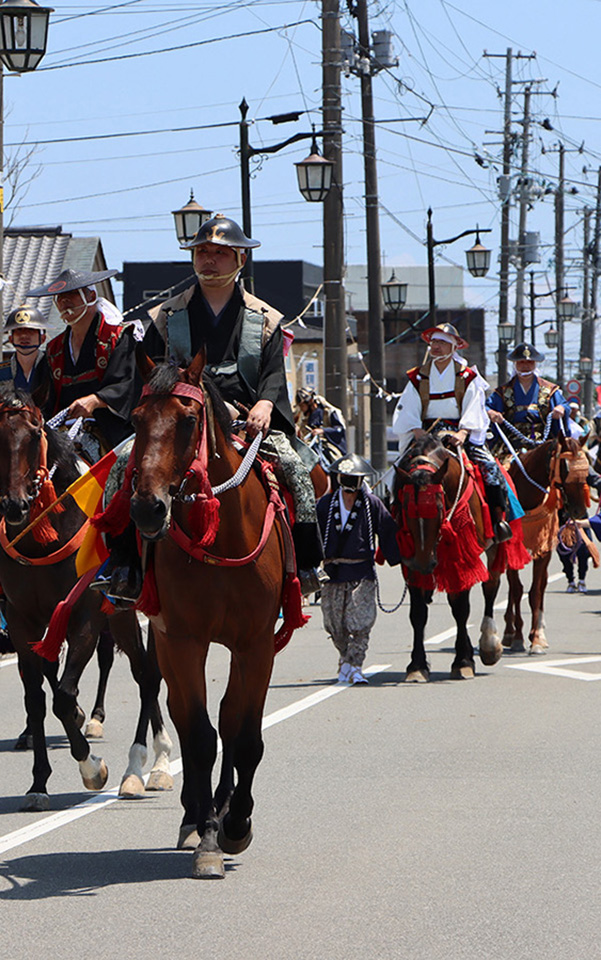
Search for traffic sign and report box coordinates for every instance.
[566,379,581,395]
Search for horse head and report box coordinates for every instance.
[393,437,451,574]
[0,385,46,527]
[554,434,591,520]
[130,348,208,540]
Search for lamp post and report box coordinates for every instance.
[172,190,213,246]
[0,0,53,359]
[556,287,579,388]
[238,98,331,293]
[381,269,408,315]
[579,355,593,415]
[426,208,492,326]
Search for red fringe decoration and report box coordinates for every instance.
[100,596,114,616]
[33,569,98,661]
[92,485,132,537]
[135,555,161,616]
[188,493,220,547]
[435,511,489,594]
[30,474,65,545]
[274,574,310,653]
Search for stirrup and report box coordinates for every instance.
[494,521,513,544]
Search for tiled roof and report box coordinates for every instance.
[3,227,116,339]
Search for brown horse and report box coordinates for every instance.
[127,351,289,879]
[0,383,172,810]
[503,435,590,654]
[393,435,503,681]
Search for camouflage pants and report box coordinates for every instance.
[259,430,318,524]
[321,579,377,668]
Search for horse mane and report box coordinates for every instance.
[146,362,232,442]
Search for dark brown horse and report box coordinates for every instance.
[0,384,172,810]
[393,436,503,681]
[503,435,589,654]
[127,351,289,879]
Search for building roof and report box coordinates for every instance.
[3,226,117,338]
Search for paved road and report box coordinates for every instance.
[1,558,600,960]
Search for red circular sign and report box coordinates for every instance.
[566,379,581,395]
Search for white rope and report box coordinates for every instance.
[445,448,465,522]
[495,423,549,495]
[211,430,263,497]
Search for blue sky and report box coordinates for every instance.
[6,0,601,364]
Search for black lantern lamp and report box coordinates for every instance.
[579,356,593,377]
[465,228,492,278]
[295,134,333,203]
[0,0,53,73]
[381,269,408,314]
[498,321,516,345]
[172,191,213,246]
[544,326,559,349]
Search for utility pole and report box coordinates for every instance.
[587,168,601,413]
[354,0,386,472]
[514,85,532,343]
[581,207,593,413]
[555,142,565,387]
[321,0,347,418]
[498,48,513,383]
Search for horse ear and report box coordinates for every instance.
[186,347,207,386]
[135,343,156,382]
[431,458,449,485]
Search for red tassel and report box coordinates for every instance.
[135,558,161,616]
[92,487,132,537]
[188,494,220,547]
[33,599,70,661]
[435,514,488,593]
[30,475,65,545]
[274,574,310,653]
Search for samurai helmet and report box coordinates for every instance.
[507,342,545,363]
[331,453,373,492]
[421,322,469,351]
[180,214,260,251]
[296,387,316,405]
[5,304,47,331]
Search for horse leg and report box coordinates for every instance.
[405,587,431,682]
[528,554,551,655]
[448,590,475,679]
[84,627,115,739]
[504,569,525,652]
[158,636,222,878]
[109,614,173,798]
[16,648,53,811]
[216,640,274,858]
[480,552,503,666]
[56,608,108,791]
[144,623,173,792]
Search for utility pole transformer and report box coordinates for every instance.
[354,0,386,472]
[321,0,347,418]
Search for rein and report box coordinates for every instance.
[0,517,88,566]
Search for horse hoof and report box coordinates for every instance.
[20,792,50,812]
[529,643,546,656]
[85,718,104,739]
[405,669,429,683]
[192,850,225,880]
[502,635,514,649]
[510,640,526,653]
[450,665,475,680]
[218,819,253,855]
[479,642,503,667]
[81,756,109,791]
[177,824,200,850]
[146,770,174,792]
[119,774,145,799]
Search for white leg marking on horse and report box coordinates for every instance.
[151,729,173,774]
[122,743,148,781]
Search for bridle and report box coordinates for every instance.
[0,398,49,504]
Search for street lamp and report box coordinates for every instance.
[238,98,331,291]
[426,207,492,325]
[580,356,593,377]
[498,321,516,345]
[0,0,52,360]
[544,326,559,350]
[557,290,579,320]
[295,135,333,202]
[172,190,213,246]
[381,269,408,315]
[0,0,52,72]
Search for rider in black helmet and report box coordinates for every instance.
[0,304,49,393]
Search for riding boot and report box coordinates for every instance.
[89,523,143,603]
[485,484,513,543]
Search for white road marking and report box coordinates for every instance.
[505,656,601,682]
[0,655,17,669]
[0,662,391,856]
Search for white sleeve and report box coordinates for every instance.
[459,379,489,442]
[392,382,422,459]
